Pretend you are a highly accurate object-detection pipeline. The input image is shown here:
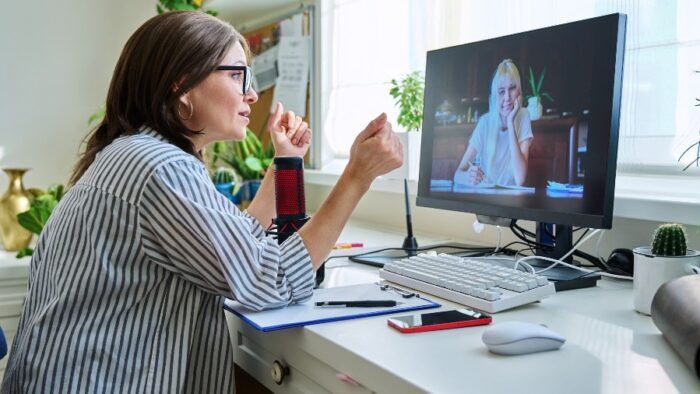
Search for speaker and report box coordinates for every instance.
[606,248,634,276]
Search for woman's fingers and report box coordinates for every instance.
[291,121,308,144]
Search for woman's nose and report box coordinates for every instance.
[245,88,259,104]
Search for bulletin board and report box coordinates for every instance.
[242,8,313,163]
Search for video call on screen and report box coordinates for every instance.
[421,15,621,221]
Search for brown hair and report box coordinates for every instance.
[69,11,250,185]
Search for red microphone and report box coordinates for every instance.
[273,156,307,225]
[268,156,324,285]
[272,157,308,244]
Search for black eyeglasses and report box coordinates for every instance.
[215,65,253,95]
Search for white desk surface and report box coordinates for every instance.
[226,221,699,394]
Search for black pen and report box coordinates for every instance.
[314,300,399,308]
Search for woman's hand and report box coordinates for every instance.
[465,165,484,185]
[506,97,520,130]
[269,102,312,157]
[345,113,403,188]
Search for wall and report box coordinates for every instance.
[0,0,154,189]
[306,183,700,260]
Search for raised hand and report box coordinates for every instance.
[345,113,403,187]
[506,96,520,129]
[269,102,312,157]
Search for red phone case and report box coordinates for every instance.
[387,315,492,333]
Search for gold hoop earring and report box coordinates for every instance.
[177,101,194,120]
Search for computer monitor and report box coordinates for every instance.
[415,13,626,289]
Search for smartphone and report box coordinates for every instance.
[387,308,491,333]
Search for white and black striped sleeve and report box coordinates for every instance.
[138,159,314,311]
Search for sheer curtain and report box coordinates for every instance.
[321,0,700,178]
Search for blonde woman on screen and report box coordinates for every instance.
[454,59,533,186]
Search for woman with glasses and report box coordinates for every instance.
[2,11,402,393]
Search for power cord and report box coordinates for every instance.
[514,229,632,281]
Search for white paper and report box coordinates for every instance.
[280,13,303,37]
[224,283,439,331]
[252,45,278,92]
[270,36,310,117]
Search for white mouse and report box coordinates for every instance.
[482,321,565,355]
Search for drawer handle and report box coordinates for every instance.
[271,360,290,385]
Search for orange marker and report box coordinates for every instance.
[334,242,364,249]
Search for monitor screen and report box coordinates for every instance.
[417,13,626,229]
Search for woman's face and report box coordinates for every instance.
[496,74,519,117]
[184,42,258,145]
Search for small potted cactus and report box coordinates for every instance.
[212,167,242,205]
[633,224,700,315]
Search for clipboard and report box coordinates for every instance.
[223,283,440,332]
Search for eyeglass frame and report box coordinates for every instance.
[215,65,253,95]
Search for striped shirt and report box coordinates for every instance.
[1,128,314,393]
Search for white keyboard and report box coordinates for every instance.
[379,253,556,313]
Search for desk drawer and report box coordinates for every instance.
[0,295,25,318]
[226,313,371,394]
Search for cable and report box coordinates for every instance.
[515,229,600,271]
[595,229,609,266]
[494,225,502,253]
[518,254,633,280]
[512,221,537,238]
[513,229,632,281]
[329,244,496,266]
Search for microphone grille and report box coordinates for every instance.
[274,157,306,218]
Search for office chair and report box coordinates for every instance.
[0,325,7,360]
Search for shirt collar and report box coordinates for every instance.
[138,125,168,142]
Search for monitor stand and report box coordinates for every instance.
[530,223,600,291]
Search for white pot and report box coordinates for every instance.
[385,131,422,180]
[527,96,542,120]
[632,247,700,315]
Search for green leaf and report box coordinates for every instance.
[172,3,196,11]
[262,158,273,170]
[87,107,105,126]
[16,247,33,258]
[537,67,546,94]
[528,67,536,94]
[48,184,64,201]
[541,92,554,102]
[17,209,44,235]
[245,156,263,173]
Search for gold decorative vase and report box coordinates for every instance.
[0,168,32,251]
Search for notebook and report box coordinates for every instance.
[224,282,440,332]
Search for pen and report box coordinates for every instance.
[315,300,399,307]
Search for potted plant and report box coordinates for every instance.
[212,167,242,205]
[525,66,554,121]
[632,223,700,315]
[388,71,424,180]
[210,129,274,205]
[156,0,218,15]
[15,184,65,258]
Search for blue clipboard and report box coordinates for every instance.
[223,282,440,332]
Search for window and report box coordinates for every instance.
[320,0,700,179]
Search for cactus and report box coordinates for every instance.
[651,224,688,256]
[213,167,236,185]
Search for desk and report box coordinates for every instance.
[224,222,698,393]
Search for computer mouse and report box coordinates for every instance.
[481,321,565,355]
